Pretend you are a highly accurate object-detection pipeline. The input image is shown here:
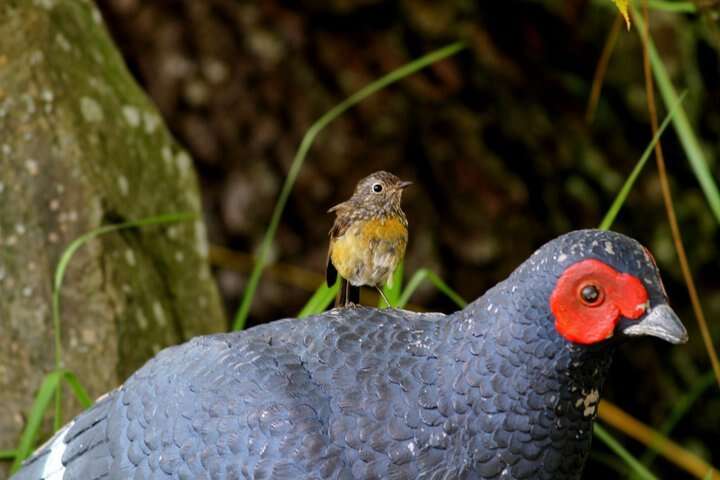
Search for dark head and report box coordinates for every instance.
[338,171,411,217]
[518,229,687,347]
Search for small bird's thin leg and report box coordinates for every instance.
[376,287,392,308]
[344,281,358,307]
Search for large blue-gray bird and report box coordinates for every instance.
[13,230,687,479]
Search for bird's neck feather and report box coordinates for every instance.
[441,277,614,478]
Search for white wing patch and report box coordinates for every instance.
[41,422,72,479]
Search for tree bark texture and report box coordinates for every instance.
[0,0,225,470]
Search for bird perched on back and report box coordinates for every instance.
[326,170,411,306]
[13,230,687,480]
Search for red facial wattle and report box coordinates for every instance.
[550,259,649,344]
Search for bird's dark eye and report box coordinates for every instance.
[580,284,601,305]
[372,183,383,193]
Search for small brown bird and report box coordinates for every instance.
[326,171,411,307]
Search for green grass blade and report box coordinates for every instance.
[631,6,720,224]
[0,450,16,460]
[426,270,468,308]
[380,262,404,308]
[593,424,658,480]
[396,269,468,309]
[11,370,93,472]
[599,91,687,230]
[396,269,429,309]
[53,371,93,431]
[591,0,695,14]
[63,371,93,409]
[298,281,340,318]
[233,41,466,331]
[647,0,696,13]
[10,371,65,472]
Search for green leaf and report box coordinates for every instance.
[233,41,466,331]
[298,280,340,318]
[63,371,93,408]
[396,269,467,309]
[11,371,65,472]
[598,91,687,231]
[647,0,696,13]
[10,369,94,472]
[593,424,658,480]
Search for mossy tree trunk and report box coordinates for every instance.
[0,0,225,471]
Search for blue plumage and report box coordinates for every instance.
[12,230,687,480]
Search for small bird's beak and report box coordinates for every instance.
[397,180,413,190]
[620,304,688,344]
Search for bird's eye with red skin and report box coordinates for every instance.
[372,183,383,193]
[550,259,649,345]
[579,284,602,305]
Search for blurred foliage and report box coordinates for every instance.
[96,0,720,477]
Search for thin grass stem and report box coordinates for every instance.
[631,0,720,389]
[396,269,467,309]
[599,91,686,230]
[599,401,719,478]
[587,14,623,123]
[11,372,64,473]
[298,281,340,318]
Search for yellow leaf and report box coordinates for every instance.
[612,0,631,29]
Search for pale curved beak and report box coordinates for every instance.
[621,304,688,344]
[397,180,412,189]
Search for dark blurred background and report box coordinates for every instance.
[96,1,719,477]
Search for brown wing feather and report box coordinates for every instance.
[328,204,352,238]
[326,204,351,286]
[326,251,338,287]
[327,200,349,214]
